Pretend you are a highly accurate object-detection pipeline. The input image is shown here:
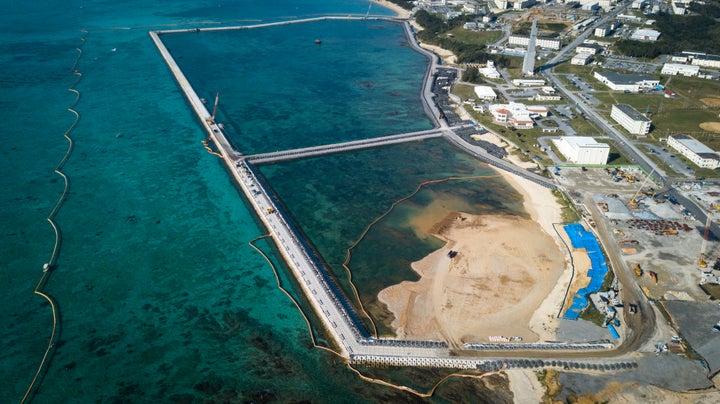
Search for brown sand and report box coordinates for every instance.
[700,97,720,107]
[378,169,568,346]
[370,0,411,18]
[700,122,720,132]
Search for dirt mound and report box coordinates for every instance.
[700,97,720,107]
[700,122,720,132]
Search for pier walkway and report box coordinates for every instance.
[246,129,444,164]
[150,18,641,371]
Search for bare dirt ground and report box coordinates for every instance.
[378,213,566,346]
[699,122,720,133]
[700,97,720,107]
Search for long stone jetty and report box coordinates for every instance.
[150,19,639,371]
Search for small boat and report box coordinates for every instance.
[43,263,50,273]
[314,39,322,44]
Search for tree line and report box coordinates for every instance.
[614,4,720,59]
[414,10,511,66]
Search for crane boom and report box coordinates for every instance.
[629,167,655,207]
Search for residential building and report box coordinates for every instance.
[594,25,611,37]
[593,71,659,92]
[571,53,593,65]
[553,136,610,165]
[611,104,651,136]
[630,29,661,41]
[508,34,561,50]
[576,43,603,54]
[667,134,720,169]
[661,63,699,77]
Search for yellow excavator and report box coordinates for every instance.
[699,253,707,268]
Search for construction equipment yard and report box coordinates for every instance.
[554,166,720,377]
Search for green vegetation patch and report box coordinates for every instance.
[415,10,512,65]
[614,2,720,58]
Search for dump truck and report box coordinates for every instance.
[648,270,658,284]
[634,264,643,277]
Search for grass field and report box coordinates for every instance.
[446,27,504,46]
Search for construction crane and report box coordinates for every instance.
[628,168,655,208]
[207,92,219,125]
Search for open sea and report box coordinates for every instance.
[1,1,518,402]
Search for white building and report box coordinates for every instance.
[571,53,593,65]
[661,63,700,77]
[671,2,688,14]
[593,71,659,92]
[667,134,720,169]
[691,54,720,69]
[630,29,661,42]
[473,85,497,100]
[508,34,561,50]
[576,43,603,54]
[478,60,501,79]
[611,104,651,136]
[594,25,611,37]
[489,102,547,129]
[553,136,610,165]
[512,79,545,87]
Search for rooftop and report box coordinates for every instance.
[670,134,718,156]
[561,136,610,149]
[614,104,651,122]
[596,71,657,85]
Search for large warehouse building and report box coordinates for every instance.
[667,134,720,169]
[553,136,610,165]
[593,71,659,92]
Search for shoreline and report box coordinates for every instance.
[371,0,458,64]
[377,165,571,344]
[371,0,412,19]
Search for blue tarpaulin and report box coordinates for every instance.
[563,223,609,320]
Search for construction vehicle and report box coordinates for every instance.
[634,264,643,276]
[613,229,625,237]
[648,270,658,284]
[628,168,655,208]
[266,207,275,214]
[699,253,707,268]
[598,202,609,212]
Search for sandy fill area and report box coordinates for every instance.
[700,122,720,133]
[378,168,569,346]
[700,97,720,107]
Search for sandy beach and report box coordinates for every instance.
[371,0,459,64]
[378,162,572,345]
[371,0,411,18]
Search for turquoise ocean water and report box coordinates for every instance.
[1,1,518,402]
